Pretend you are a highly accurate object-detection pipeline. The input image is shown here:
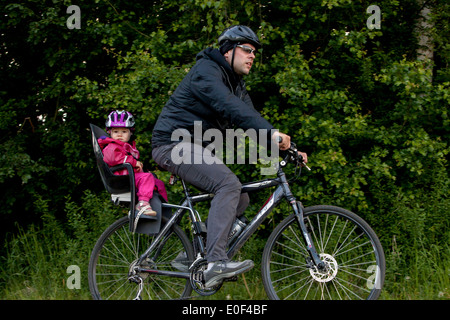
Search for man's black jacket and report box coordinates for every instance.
[151,47,275,148]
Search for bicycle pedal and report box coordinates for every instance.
[224,276,238,282]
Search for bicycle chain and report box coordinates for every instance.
[171,276,238,300]
[128,257,238,300]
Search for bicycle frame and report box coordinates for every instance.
[229,168,324,269]
[135,160,324,278]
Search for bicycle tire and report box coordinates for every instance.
[88,216,194,300]
[262,205,385,300]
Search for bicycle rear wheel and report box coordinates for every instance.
[262,205,385,300]
[88,216,194,300]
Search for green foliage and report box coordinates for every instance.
[0,191,122,299]
[1,0,449,299]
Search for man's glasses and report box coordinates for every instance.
[236,45,257,55]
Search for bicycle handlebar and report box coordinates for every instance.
[277,136,311,171]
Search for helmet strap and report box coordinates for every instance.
[230,43,238,74]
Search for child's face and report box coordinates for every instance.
[110,127,132,143]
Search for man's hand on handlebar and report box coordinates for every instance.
[297,151,308,164]
[272,131,308,163]
[272,132,291,151]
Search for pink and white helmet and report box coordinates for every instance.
[105,110,135,130]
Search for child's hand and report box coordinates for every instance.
[135,161,144,172]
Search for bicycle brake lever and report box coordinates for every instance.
[290,143,311,171]
[302,162,311,171]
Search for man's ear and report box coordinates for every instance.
[224,49,232,64]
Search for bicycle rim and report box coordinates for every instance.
[88,216,194,300]
[262,205,385,300]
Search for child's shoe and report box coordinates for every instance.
[135,201,157,216]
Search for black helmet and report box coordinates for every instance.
[218,25,261,49]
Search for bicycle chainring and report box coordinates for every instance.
[189,259,222,296]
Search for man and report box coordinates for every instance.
[151,25,307,288]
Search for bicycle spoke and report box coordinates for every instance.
[338,267,373,284]
[270,262,308,274]
[283,226,309,254]
[100,240,131,266]
[89,217,193,300]
[323,215,339,253]
[104,277,130,300]
[111,227,139,260]
[262,206,385,300]
[278,273,313,299]
[272,242,308,264]
[333,276,368,299]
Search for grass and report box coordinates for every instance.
[380,244,450,300]
[1,221,448,300]
[1,189,448,300]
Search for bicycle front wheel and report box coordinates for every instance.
[88,216,194,300]
[262,205,385,300]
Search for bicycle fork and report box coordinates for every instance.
[280,172,325,270]
[293,202,325,269]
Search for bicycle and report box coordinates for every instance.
[88,142,385,300]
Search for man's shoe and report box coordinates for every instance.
[203,260,254,288]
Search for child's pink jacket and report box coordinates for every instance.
[98,137,140,174]
[98,137,168,201]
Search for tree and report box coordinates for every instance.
[1,1,448,299]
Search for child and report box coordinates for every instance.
[98,110,168,216]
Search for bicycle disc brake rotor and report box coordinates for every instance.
[309,253,338,282]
